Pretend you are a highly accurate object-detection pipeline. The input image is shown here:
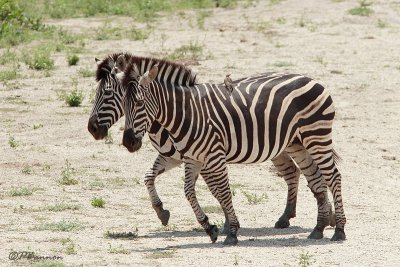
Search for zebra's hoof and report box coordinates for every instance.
[329,212,336,227]
[308,229,323,239]
[274,219,290,229]
[223,233,238,246]
[159,210,170,226]
[206,225,219,243]
[331,228,346,241]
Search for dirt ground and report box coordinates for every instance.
[1,0,400,266]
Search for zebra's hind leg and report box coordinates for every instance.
[285,143,332,239]
[145,154,182,226]
[184,160,219,243]
[271,151,300,229]
[306,148,346,241]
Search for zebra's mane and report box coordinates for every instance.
[122,56,198,87]
[95,53,134,82]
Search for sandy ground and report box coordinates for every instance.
[1,0,400,266]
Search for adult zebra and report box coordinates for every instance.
[87,53,339,245]
[117,55,346,245]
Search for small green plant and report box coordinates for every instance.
[349,0,373,16]
[78,68,94,77]
[59,160,78,185]
[109,244,130,254]
[30,261,67,267]
[60,238,76,255]
[377,19,388,28]
[33,123,43,129]
[0,68,17,81]
[91,197,106,208]
[25,50,54,70]
[270,0,285,4]
[64,89,83,107]
[230,183,243,196]
[242,190,267,205]
[67,54,79,66]
[128,26,150,40]
[0,50,17,65]
[299,252,314,267]
[9,186,35,196]
[8,135,18,148]
[105,230,138,240]
[22,166,33,174]
[46,202,80,212]
[203,205,223,213]
[233,255,239,265]
[34,220,84,232]
[146,249,176,259]
[196,10,211,30]
[166,41,204,61]
[105,130,113,144]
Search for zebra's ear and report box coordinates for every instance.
[115,54,127,73]
[95,57,101,65]
[139,64,158,87]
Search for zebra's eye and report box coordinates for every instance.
[136,100,144,106]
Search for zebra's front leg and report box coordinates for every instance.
[271,151,300,229]
[184,160,219,243]
[145,154,182,226]
[202,160,240,245]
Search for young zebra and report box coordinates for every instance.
[116,56,346,245]
[87,54,338,244]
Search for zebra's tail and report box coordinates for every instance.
[332,148,342,166]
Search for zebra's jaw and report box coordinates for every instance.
[122,128,142,153]
[88,115,108,140]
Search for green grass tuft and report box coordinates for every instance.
[146,250,176,259]
[25,50,54,70]
[0,68,17,81]
[8,136,18,148]
[46,202,80,212]
[242,190,268,205]
[105,230,138,240]
[67,54,79,66]
[34,220,84,232]
[78,68,94,77]
[30,261,67,267]
[166,41,204,61]
[64,89,84,107]
[91,197,105,208]
[59,160,78,185]
[349,0,373,16]
[9,186,35,196]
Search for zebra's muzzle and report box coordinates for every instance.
[88,115,108,140]
[122,128,142,153]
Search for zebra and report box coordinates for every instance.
[116,55,346,245]
[87,53,334,234]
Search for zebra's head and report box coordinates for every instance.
[88,53,130,140]
[120,63,159,153]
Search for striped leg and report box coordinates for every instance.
[286,143,332,239]
[145,154,182,226]
[306,147,346,241]
[272,151,300,229]
[201,156,239,245]
[184,160,219,243]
